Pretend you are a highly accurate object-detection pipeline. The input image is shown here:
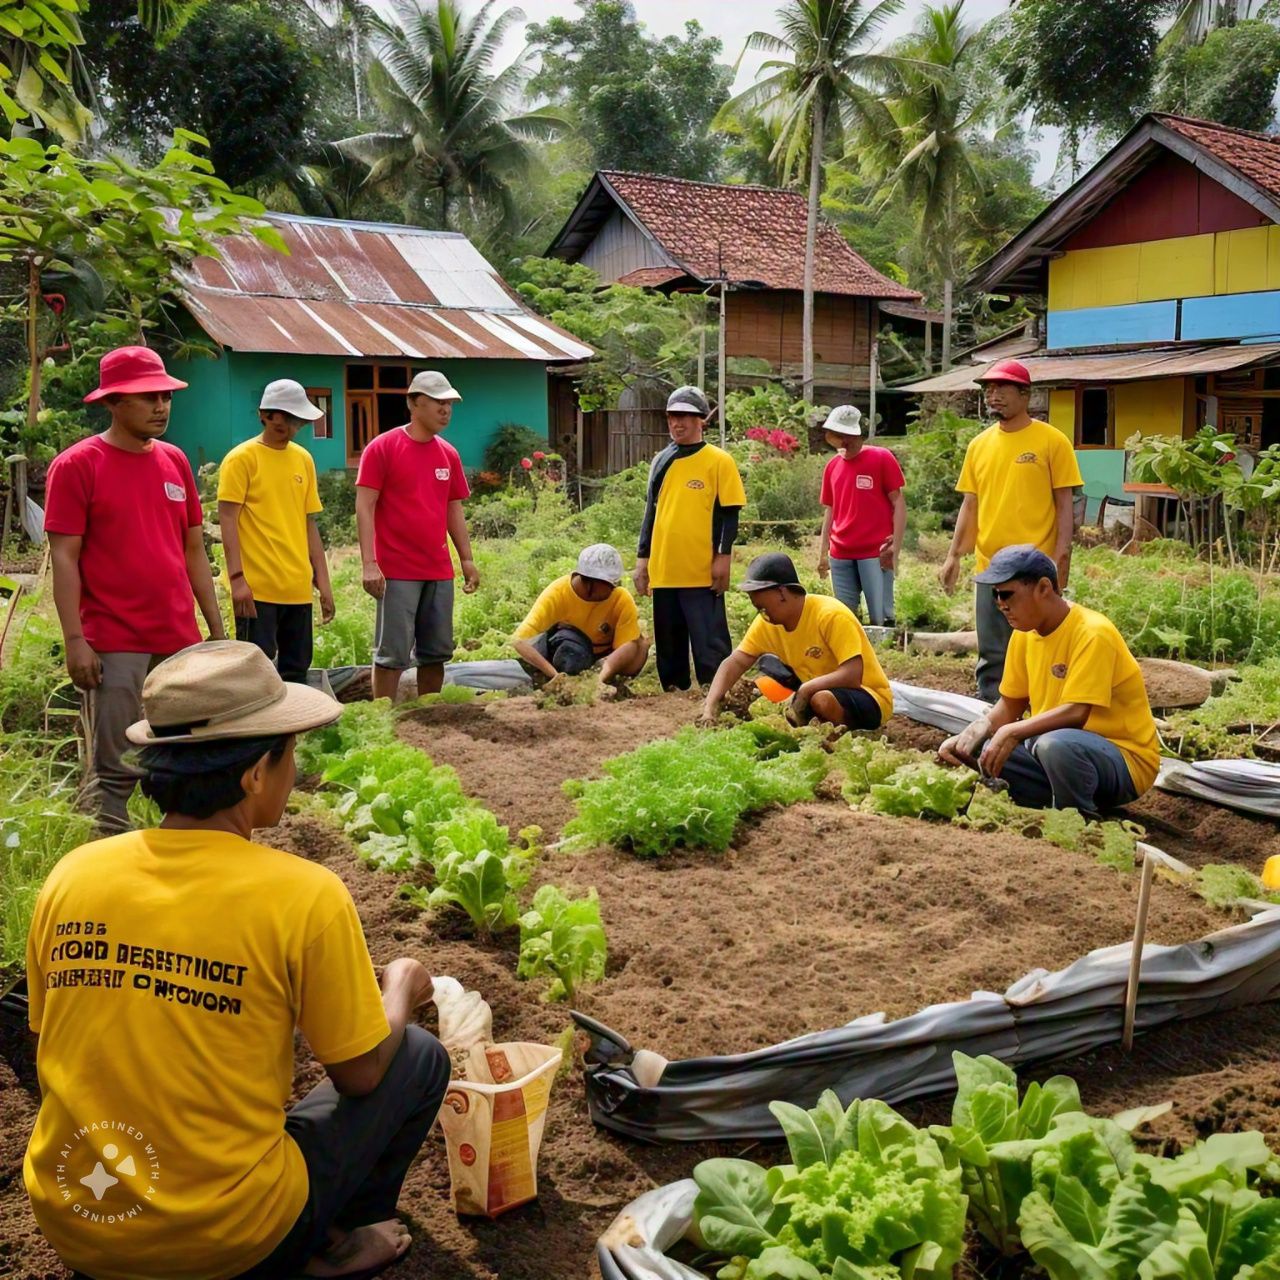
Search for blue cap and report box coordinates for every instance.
[973,545,1059,586]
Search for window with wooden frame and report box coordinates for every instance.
[306,387,332,439]
[344,362,418,465]
[1076,386,1114,449]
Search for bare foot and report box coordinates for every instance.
[304,1220,411,1278]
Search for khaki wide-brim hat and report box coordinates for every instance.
[126,641,341,745]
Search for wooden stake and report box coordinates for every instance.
[1122,850,1157,1051]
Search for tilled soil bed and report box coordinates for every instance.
[2,693,1279,1280]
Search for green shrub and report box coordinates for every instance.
[741,453,826,545]
[897,408,982,529]
[484,422,548,476]
[315,469,357,545]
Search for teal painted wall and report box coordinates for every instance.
[1078,449,1127,520]
[166,351,551,474]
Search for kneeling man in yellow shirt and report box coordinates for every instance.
[513,544,649,691]
[700,552,893,729]
[938,545,1160,818]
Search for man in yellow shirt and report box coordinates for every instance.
[940,360,1082,702]
[218,380,336,683]
[633,386,747,691]
[512,544,649,690]
[23,642,449,1280]
[937,546,1160,818]
[699,552,893,729]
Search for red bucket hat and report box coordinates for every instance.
[975,358,1032,387]
[84,346,188,403]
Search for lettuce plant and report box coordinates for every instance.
[693,1092,966,1280]
[517,884,607,1002]
[563,726,823,857]
[866,761,976,820]
[403,840,533,934]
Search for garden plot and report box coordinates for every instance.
[3,695,1280,1280]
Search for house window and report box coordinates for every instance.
[306,387,332,440]
[345,362,420,465]
[1077,387,1113,448]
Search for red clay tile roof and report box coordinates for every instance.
[615,266,690,288]
[1155,114,1280,203]
[600,171,920,301]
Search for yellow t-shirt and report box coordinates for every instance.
[956,420,1082,570]
[218,440,322,604]
[513,575,641,654]
[23,829,390,1280]
[1000,603,1161,794]
[648,444,747,588]
[739,593,893,724]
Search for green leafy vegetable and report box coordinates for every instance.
[1195,864,1280,909]
[563,726,823,857]
[405,841,532,934]
[831,736,915,802]
[517,884,608,1002]
[866,761,976,820]
[692,1092,966,1280]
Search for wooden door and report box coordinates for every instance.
[346,392,375,466]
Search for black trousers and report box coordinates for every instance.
[532,623,598,675]
[236,602,313,684]
[233,1026,451,1279]
[652,587,731,691]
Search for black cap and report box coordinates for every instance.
[973,545,1059,586]
[739,552,804,592]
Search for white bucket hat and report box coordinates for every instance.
[823,405,863,437]
[126,641,340,745]
[259,379,324,421]
[409,370,463,401]
[575,543,624,586]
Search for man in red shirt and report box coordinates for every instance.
[44,346,226,833]
[355,371,479,702]
[817,405,907,628]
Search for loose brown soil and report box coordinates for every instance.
[3,692,1279,1280]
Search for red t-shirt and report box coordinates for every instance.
[43,435,203,655]
[820,445,906,560]
[355,427,471,580]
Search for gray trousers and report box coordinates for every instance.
[79,653,158,834]
[975,583,1014,703]
[829,556,895,626]
[998,729,1140,819]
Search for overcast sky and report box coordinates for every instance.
[367,0,1061,183]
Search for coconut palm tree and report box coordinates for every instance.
[1164,0,1266,45]
[335,0,563,232]
[717,0,905,403]
[301,0,376,117]
[878,2,999,289]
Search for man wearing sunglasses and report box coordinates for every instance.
[937,546,1159,819]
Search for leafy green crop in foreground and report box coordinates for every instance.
[518,885,607,1002]
[562,725,824,856]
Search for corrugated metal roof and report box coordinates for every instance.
[180,214,594,363]
[902,342,1280,393]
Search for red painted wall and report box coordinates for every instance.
[1065,151,1268,250]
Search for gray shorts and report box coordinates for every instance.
[374,579,455,669]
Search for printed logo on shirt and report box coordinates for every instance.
[49,1117,163,1226]
[293,474,304,485]
[1051,663,1068,678]
[598,621,613,636]
[1014,452,1039,465]
[163,482,186,502]
[855,474,874,490]
[435,468,451,481]
[805,645,824,659]
[686,479,706,490]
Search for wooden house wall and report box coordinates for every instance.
[577,208,671,283]
[725,291,872,376]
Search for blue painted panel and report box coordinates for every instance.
[1181,290,1280,342]
[1047,301,1178,350]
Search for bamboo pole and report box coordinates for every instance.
[1122,849,1157,1052]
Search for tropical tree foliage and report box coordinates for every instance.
[335,0,564,232]
[716,0,906,402]
[1154,17,1280,129]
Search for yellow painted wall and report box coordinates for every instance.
[1049,227,1280,310]
[1048,389,1075,439]
[1114,378,1184,438]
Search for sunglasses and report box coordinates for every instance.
[991,587,1018,602]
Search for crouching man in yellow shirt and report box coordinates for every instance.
[938,545,1160,819]
[513,544,649,692]
[699,552,893,729]
[23,642,448,1280]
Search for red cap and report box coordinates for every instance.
[975,358,1031,387]
[84,346,188,403]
